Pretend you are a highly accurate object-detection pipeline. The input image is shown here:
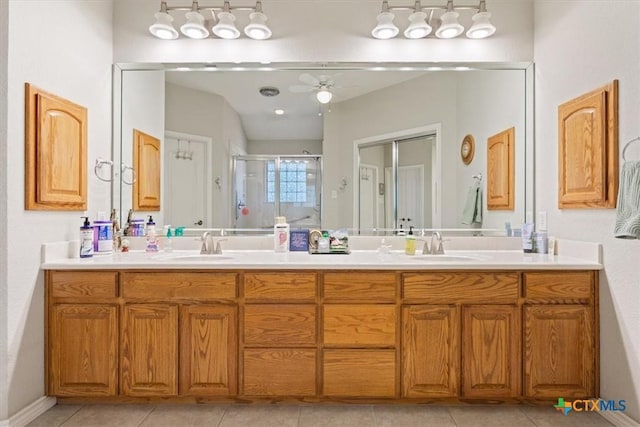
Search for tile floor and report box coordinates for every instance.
[27,403,615,427]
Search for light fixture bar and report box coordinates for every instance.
[373,0,495,39]
[150,0,271,39]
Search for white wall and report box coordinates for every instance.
[4,0,114,418]
[535,1,640,422]
[324,73,458,228]
[165,83,248,226]
[0,0,9,419]
[120,70,165,225]
[456,70,526,229]
[113,0,533,64]
[248,139,322,155]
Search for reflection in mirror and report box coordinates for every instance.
[113,63,532,234]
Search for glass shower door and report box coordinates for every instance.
[232,155,322,230]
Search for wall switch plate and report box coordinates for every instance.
[331,190,338,199]
[538,211,548,231]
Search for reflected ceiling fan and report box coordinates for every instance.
[289,73,344,104]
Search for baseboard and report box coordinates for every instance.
[0,396,56,427]
[600,410,640,427]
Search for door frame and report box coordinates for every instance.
[353,124,442,230]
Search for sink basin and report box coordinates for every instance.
[410,255,480,262]
[153,254,233,262]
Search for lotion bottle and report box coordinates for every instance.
[274,216,290,252]
[145,215,159,252]
[79,217,94,258]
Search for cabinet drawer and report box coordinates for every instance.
[403,272,519,303]
[244,304,316,346]
[323,305,396,347]
[323,349,396,397]
[244,272,316,302]
[524,272,593,300]
[49,271,117,298]
[122,272,237,300]
[323,272,396,302]
[243,349,316,396]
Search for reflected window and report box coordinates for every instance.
[266,160,308,203]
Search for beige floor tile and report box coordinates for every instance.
[26,405,82,427]
[60,404,154,427]
[139,404,227,427]
[373,405,456,427]
[448,405,536,427]
[520,405,615,426]
[219,405,300,427]
[298,405,375,427]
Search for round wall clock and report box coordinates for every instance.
[461,134,475,165]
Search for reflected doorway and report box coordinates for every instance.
[354,124,441,232]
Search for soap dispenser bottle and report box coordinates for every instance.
[145,215,159,252]
[79,217,94,258]
[405,226,416,255]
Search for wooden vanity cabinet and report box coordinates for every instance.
[523,272,596,399]
[46,268,598,402]
[322,272,398,397]
[401,272,521,398]
[242,272,318,396]
[47,271,119,397]
[120,272,238,397]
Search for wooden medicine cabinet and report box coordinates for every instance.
[132,129,161,211]
[25,83,87,210]
[487,127,515,210]
[557,80,618,209]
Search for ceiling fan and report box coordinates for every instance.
[289,73,342,104]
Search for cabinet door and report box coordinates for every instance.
[402,305,458,397]
[122,304,178,396]
[49,304,117,396]
[180,305,238,396]
[525,305,594,398]
[462,305,519,398]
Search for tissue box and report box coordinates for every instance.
[289,229,310,251]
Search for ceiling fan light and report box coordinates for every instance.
[316,89,333,104]
[212,11,240,39]
[435,11,463,39]
[404,11,432,39]
[372,11,399,40]
[244,11,272,40]
[466,11,495,39]
[181,11,209,39]
[149,11,179,40]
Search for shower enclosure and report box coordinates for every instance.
[232,155,322,230]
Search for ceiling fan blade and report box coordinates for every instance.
[289,85,314,93]
[299,73,320,86]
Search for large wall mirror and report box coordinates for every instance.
[112,62,533,234]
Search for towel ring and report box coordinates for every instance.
[622,136,640,161]
[94,158,114,182]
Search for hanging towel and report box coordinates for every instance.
[461,182,483,225]
[614,160,640,239]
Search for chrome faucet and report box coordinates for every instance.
[200,232,225,254]
[421,232,444,255]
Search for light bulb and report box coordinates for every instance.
[244,12,272,40]
[212,11,240,39]
[181,11,209,39]
[149,11,179,40]
[435,10,464,39]
[316,89,333,104]
[466,11,496,39]
[371,11,399,39]
[404,11,432,39]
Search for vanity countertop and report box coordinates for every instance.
[40,249,603,270]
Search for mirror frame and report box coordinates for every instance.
[112,62,535,231]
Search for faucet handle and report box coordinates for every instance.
[419,239,430,254]
[214,239,227,254]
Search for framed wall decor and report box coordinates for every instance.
[461,134,475,165]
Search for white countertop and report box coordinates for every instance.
[40,249,603,270]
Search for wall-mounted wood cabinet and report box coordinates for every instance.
[46,268,598,403]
